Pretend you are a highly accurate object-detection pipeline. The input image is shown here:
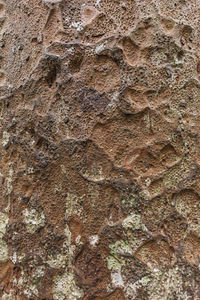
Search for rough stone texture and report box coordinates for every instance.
[1,0,200,299]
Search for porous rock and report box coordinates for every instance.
[1,0,200,299]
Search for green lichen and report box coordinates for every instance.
[107,256,124,271]
[110,240,132,257]
[122,213,147,231]
[121,196,135,208]
[140,275,152,286]
[107,240,132,271]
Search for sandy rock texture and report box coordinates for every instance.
[0,0,200,299]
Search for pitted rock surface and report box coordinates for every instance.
[1,0,200,299]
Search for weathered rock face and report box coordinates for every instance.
[1,0,200,299]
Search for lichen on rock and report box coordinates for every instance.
[1,0,200,298]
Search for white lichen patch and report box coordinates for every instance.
[95,44,105,55]
[17,265,45,298]
[53,272,84,300]
[19,266,44,299]
[11,252,17,264]
[42,0,62,3]
[2,291,16,300]
[75,235,82,245]
[51,223,84,299]
[16,252,25,263]
[111,269,124,288]
[6,165,14,196]
[96,0,101,7]
[47,253,67,269]
[0,212,9,262]
[23,208,45,234]
[0,239,8,262]
[89,235,99,247]
[33,266,45,279]
[2,131,10,148]
[148,267,191,300]
[123,265,195,300]
[0,212,9,235]
[124,274,153,298]
[26,167,35,175]
[70,22,84,32]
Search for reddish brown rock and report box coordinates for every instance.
[1,0,200,299]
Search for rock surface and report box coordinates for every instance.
[1,0,200,299]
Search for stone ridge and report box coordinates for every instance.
[0,0,200,299]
